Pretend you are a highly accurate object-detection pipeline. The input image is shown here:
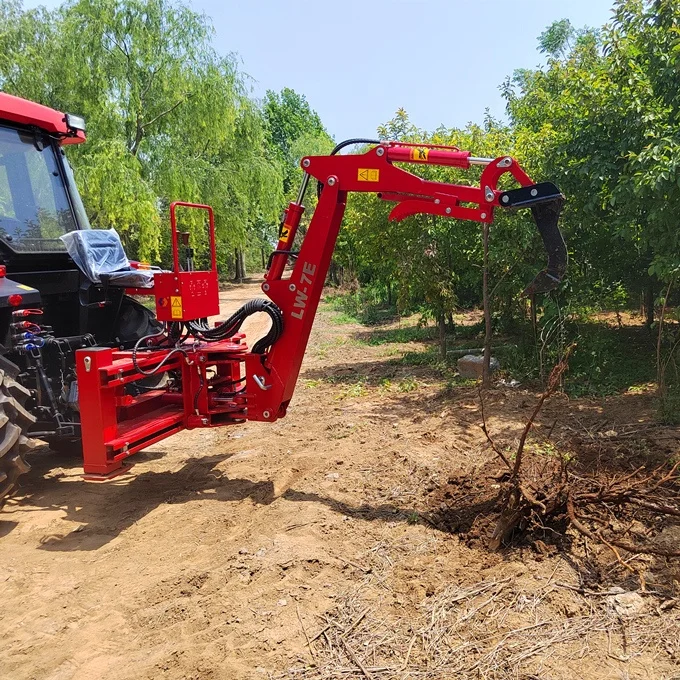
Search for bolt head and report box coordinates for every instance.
[376,147,385,156]
[262,282,270,292]
[445,207,452,214]
[327,176,336,186]
[531,188,538,197]
[263,410,270,419]
[289,283,296,292]
[302,158,311,168]
[434,198,440,204]
[501,195,510,203]
[481,212,487,219]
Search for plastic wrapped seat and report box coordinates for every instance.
[60,228,156,288]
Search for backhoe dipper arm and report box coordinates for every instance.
[245,141,566,422]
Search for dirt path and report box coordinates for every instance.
[1,282,678,680]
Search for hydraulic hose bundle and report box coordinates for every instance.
[133,298,284,376]
[187,298,283,354]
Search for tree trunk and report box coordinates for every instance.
[329,261,339,286]
[234,247,246,282]
[239,249,247,281]
[261,247,266,270]
[387,281,392,307]
[645,278,655,328]
[530,294,537,341]
[438,311,447,359]
[482,223,492,387]
[657,278,674,397]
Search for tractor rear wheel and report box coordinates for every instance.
[0,371,37,509]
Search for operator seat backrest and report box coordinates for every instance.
[60,228,130,283]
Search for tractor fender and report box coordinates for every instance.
[0,277,41,308]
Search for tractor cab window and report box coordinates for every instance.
[0,124,78,251]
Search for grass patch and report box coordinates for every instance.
[329,311,361,325]
[500,321,656,397]
[337,379,369,400]
[324,290,658,399]
[396,318,657,398]
[357,325,438,345]
[657,387,680,425]
[355,320,485,346]
[397,377,420,392]
[302,378,326,389]
[378,378,393,394]
[324,289,398,325]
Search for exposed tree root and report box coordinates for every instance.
[478,348,680,582]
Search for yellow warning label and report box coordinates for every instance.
[170,296,182,319]
[357,168,380,182]
[16,284,35,291]
[410,147,429,162]
[280,225,292,243]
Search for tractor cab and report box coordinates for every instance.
[0,122,89,255]
[0,94,88,260]
[0,93,157,342]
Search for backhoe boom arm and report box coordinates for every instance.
[248,141,566,422]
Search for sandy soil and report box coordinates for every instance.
[1,281,678,680]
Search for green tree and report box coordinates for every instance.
[0,0,283,269]
[263,87,331,195]
[538,19,576,58]
[338,110,548,369]
[504,14,649,318]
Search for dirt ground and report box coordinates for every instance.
[1,281,679,680]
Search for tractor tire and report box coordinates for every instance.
[0,371,37,509]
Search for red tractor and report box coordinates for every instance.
[0,94,566,506]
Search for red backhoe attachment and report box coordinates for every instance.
[76,141,566,478]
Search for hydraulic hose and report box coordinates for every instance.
[188,298,283,354]
[329,138,381,156]
[317,138,383,199]
[131,326,191,376]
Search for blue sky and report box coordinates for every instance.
[23,0,614,141]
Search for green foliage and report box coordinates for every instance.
[263,87,333,196]
[538,19,576,58]
[334,109,556,343]
[0,0,283,268]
